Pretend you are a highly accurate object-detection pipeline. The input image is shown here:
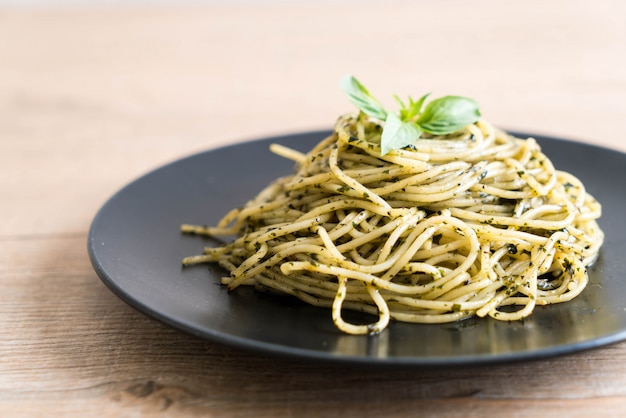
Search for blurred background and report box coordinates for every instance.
[1,0,624,235]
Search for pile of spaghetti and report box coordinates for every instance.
[182,113,604,335]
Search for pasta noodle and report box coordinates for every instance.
[181,113,604,335]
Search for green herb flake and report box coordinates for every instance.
[507,244,518,255]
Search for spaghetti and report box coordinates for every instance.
[182,113,603,335]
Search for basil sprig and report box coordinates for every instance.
[340,75,481,155]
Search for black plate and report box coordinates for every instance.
[88,130,626,366]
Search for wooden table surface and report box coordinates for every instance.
[2,1,626,416]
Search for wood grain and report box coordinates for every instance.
[3,235,626,417]
[2,1,626,416]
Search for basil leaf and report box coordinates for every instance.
[340,75,388,120]
[403,93,430,121]
[393,94,407,116]
[416,96,480,135]
[338,75,482,155]
[381,112,422,155]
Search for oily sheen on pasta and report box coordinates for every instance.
[182,114,603,335]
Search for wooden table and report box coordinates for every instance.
[2,1,626,416]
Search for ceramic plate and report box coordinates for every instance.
[88,130,626,366]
